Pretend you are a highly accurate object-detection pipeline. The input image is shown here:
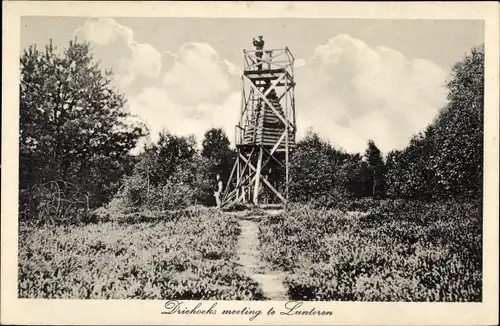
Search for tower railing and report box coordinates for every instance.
[243,47,295,72]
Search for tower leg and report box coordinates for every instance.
[236,156,240,200]
[253,147,264,205]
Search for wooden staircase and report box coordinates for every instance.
[242,89,295,150]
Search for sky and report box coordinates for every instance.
[21,17,484,154]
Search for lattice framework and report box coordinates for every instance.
[222,47,296,207]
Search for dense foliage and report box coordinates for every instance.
[200,128,236,205]
[19,39,146,221]
[107,128,234,213]
[110,132,200,211]
[290,45,483,204]
[289,132,372,203]
[19,207,264,299]
[386,45,484,200]
[201,128,236,178]
[259,200,482,301]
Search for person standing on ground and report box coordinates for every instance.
[214,174,223,208]
[253,35,265,70]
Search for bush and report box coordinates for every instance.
[20,180,95,225]
[107,166,198,215]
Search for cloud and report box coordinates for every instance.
[75,17,162,88]
[127,42,241,148]
[128,88,240,147]
[74,20,241,150]
[163,42,240,106]
[78,24,446,156]
[296,34,447,154]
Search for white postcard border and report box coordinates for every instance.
[2,2,499,325]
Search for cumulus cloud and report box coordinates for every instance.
[127,35,447,155]
[75,19,241,149]
[77,22,446,155]
[295,34,447,154]
[163,43,240,106]
[128,88,240,146]
[127,42,241,148]
[75,17,162,88]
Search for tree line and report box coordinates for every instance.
[290,45,483,204]
[19,39,483,222]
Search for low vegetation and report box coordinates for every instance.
[19,207,264,299]
[259,200,482,301]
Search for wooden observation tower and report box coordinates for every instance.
[222,39,296,207]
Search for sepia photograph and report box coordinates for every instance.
[2,1,499,325]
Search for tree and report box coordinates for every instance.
[363,140,387,197]
[19,39,147,219]
[201,128,235,193]
[139,131,197,187]
[385,44,484,200]
[289,131,339,203]
[385,149,402,198]
[431,45,484,198]
[290,131,381,204]
[114,131,203,210]
[201,128,232,163]
[385,129,438,199]
[337,153,370,198]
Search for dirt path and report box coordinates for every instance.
[234,212,288,301]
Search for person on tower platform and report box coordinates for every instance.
[253,35,265,70]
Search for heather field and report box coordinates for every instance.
[18,200,482,302]
[18,207,264,300]
[258,200,482,302]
